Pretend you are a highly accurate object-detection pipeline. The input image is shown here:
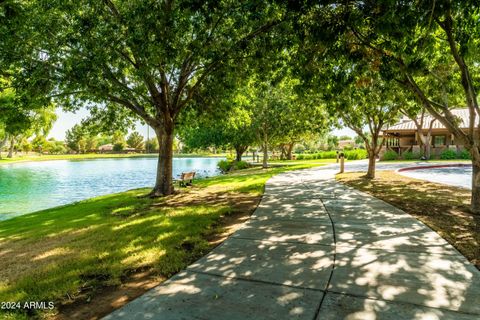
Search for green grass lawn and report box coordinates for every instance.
[0,162,323,319]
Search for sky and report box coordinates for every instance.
[48,107,356,141]
[48,107,152,140]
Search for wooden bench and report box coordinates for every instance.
[177,171,196,187]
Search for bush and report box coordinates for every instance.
[402,151,422,160]
[234,160,249,170]
[145,138,159,153]
[382,150,398,161]
[459,149,471,160]
[113,143,124,152]
[294,144,306,154]
[217,160,231,173]
[217,160,249,173]
[345,149,368,160]
[440,149,457,160]
[319,151,337,159]
[295,149,367,161]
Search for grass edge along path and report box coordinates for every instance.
[336,171,479,270]
[0,162,323,320]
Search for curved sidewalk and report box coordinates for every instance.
[104,167,480,320]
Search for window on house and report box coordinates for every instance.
[434,135,446,146]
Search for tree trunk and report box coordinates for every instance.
[424,141,431,159]
[150,127,174,197]
[236,149,243,162]
[279,145,287,160]
[262,133,268,169]
[424,129,433,159]
[262,145,268,168]
[471,159,480,214]
[424,119,436,159]
[286,142,294,160]
[0,136,7,159]
[7,137,15,158]
[234,145,247,162]
[366,151,376,179]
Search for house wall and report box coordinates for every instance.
[399,136,415,147]
[380,131,469,158]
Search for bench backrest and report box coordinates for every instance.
[181,171,196,180]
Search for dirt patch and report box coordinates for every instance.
[53,191,260,320]
[54,270,163,320]
[205,194,261,246]
[337,171,480,269]
[0,229,91,284]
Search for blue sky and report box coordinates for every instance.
[48,107,355,140]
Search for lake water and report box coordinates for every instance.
[0,157,222,219]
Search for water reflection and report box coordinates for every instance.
[0,157,222,218]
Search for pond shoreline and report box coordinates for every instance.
[0,153,226,166]
[0,157,224,218]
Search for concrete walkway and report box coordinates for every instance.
[104,167,480,320]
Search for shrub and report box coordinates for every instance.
[217,160,249,173]
[320,151,337,159]
[295,150,366,160]
[345,149,368,160]
[234,160,249,170]
[402,151,413,160]
[403,151,422,160]
[440,149,457,160]
[294,144,306,153]
[382,150,398,161]
[113,143,124,152]
[217,160,231,173]
[459,149,471,160]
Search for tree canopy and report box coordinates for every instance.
[7,0,290,195]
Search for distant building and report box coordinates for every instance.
[338,139,356,149]
[381,108,475,157]
[98,144,113,152]
[123,147,136,153]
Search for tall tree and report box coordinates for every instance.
[335,0,480,212]
[14,0,286,196]
[326,67,402,178]
[127,131,144,150]
[243,76,326,167]
[179,106,257,162]
[65,124,87,153]
[0,77,56,157]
